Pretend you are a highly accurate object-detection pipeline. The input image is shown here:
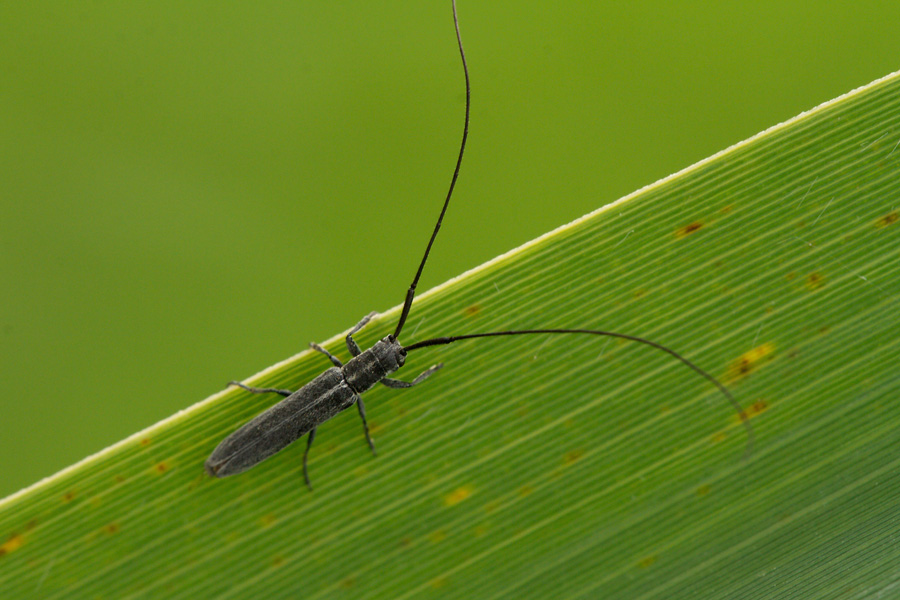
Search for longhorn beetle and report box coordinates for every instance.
[205,0,754,489]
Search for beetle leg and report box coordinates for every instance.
[356,395,376,456]
[227,381,293,397]
[381,363,444,389]
[302,427,317,490]
[309,342,343,367]
[346,311,378,356]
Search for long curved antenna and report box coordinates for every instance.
[404,328,755,457]
[394,0,470,339]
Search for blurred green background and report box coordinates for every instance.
[1,1,898,499]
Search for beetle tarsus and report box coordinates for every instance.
[302,427,317,490]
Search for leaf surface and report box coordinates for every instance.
[2,71,900,599]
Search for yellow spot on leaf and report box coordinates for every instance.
[518,485,534,497]
[638,555,658,568]
[430,576,448,589]
[0,534,24,557]
[875,210,898,228]
[444,485,474,506]
[725,343,776,383]
[429,529,447,543]
[259,514,276,529]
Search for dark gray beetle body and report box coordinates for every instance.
[204,1,752,490]
[205,335,406,478]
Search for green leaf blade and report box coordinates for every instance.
[2,71,900,599]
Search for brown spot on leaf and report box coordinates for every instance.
[155,462,170,474]
[463,304,482,317]
[748,399,769,417]
[62,490,76,503]
[563,448,585,465]
[875,211,898,228]
[429,529,447,543]
[696,484,711,496]
[806,272,825,291]
[272,555,285,567]
[104,522,120,535]
[675,221,704,239]
[340,577,355,589]
[638,555,658,568]
[518,485,534,497]
[140,438,152,446]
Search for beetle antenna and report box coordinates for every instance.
[394,0,470,340]
[404,328,755,457]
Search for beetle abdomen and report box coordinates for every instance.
[205,368,355,477]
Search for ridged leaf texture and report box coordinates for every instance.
[1,71,899,599]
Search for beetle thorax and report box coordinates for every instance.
[342,336,406,393]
